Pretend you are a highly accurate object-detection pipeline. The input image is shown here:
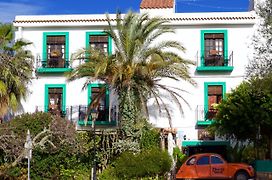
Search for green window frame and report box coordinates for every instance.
[197,30,233,72]
[204,82,226,121]
[87,83,110,121]
[85,31,112,55]
[44,84,66,112]
[38,32,70,73]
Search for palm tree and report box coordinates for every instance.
[0,23,33,117]
[67,12,195,130]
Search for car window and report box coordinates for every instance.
[196,156,209,165]
[211,156,224,164]
[186,157,196,165]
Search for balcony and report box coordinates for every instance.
[35,105,118,128]
[196,105,217,126]
[196,51,234,72]
[35,55,85,73]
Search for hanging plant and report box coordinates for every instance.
[50,49,61,57]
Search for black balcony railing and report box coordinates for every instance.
[35,55,86,69]
[196,51,233,67]
[35,105,118,126]
[196,105,218,122]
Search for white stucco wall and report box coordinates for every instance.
[14,11,255,141]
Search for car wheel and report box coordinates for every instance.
[234,171,249,180]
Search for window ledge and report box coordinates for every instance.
[196,66,234,72]
[78,120,116,126]
[197,120,214,126]
[36,68,73,73]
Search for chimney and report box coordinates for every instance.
[140,0,175,14]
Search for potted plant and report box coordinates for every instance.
[50,49,61,57]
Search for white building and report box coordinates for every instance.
[14,0,256,155]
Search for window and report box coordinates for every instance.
[45,84,66,116]
[46,36,65,68]
[207,85,222,119]
[86,32,112,55]
[48,88,63,114]
[204,33,224,66]
[90,35,108,53]
[211,156,224,164]
[88,84,109,121]
[198,30,233,72]
[42,32,69,69]
[197,156,210,165]
[208,86,223,108]
[204,82,226,120]
[186,157,196,165]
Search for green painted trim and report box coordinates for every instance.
[196,66,233,72]
[182,140,230,147]
[87,83,110,121]
[254,160,272,172]
[197,120,214,126]
[85,31,112,55]
[200,30,228,69]
[44,84,66,112]
[204,82,226,121]
[43,32,69,66]
[37,68,72,73]
[77,120,116,126]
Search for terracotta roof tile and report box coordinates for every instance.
[140,0,174,9]
[13,16,255,24]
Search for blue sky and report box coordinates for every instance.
[0,0,250,23]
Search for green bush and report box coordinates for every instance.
[110,148,171,179]
[140,128,160,150]
[7,112,53,136]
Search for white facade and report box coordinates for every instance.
[14,4,256,147]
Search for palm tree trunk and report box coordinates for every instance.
[119,91,140,137]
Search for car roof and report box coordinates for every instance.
[189,153,222,157]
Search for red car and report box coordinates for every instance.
[176,153,255,180]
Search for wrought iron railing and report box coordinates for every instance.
[35,105,118,125]
[196,105,218,122]
[196,51,233,67]
[35,55,86,69]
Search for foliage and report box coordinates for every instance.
[99,148,172,180]
[227,142,261,165]
[30,147,90,179]
[246,0,272,77]
[67,11,195,130]
[0,23,33,116]
[0,112,91,179]
[1,112,77,163]
[173,147,187,170]
[209,73,272,159]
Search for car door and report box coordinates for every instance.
[210,155,229,179]
[179,156,198,178]
[196,155,211,178]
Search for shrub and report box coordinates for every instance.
[111,148,172,179]
[140,128,160,150]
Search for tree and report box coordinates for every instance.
[0,112,91,179]
[67,12,195,132]
[0,112,77,166]
[0,23,33,117]
[209,73,272,159]
[246,0,272,77]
